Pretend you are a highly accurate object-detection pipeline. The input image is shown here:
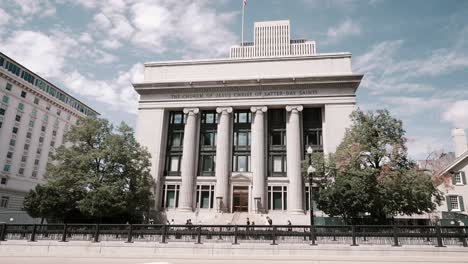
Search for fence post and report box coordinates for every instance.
[233,225,238,245]
[0,223,6,241]
[93,224,100,243]
[271,226,277,245]
[60,224,68,242]
[392,225,400,247]
[310,225,317,246]
[351,225,358,246]
[462,226,468,247]
[126,224,133,243]
[435,225,444,247]
[161,224,167,244]
[29,224,37,242]
[195,226,202,244]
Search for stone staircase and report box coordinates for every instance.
[158,210,311,225]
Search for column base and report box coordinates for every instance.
[288,209,305,215]
[177,207,194,212]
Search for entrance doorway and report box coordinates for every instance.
[233,186,249,212]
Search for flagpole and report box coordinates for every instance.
[241,0,245,47]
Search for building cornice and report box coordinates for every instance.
[0,70,93,119]
[144,52,353,67]
[133,74,363,92]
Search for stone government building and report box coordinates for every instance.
[134,20,363,224]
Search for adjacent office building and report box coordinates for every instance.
[134,20,363,224]
[0,52,98,218]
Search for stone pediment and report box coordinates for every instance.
[231,172,252,183]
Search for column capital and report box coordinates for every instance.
[286,105,303,112]
[183,107,199,115]
[216,107,233,114]
[250,106,268,113]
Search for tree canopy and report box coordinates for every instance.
[23,117,153,223]
[308,109,443,224]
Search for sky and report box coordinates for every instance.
[1,0,467,159]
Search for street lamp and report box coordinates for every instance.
[306,146,316,245]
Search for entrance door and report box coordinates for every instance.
[233,186,249,212]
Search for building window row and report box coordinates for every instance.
[164,108,323,177]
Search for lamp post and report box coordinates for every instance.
[307,146,316,245]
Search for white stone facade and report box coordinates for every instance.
[134,21,362,224]
[0,52,97,212]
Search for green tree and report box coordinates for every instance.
[23,117,153,223]
[309,109,443,224]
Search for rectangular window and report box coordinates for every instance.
[168,155,180,172]
[201,131,216,146]
[18,168,24,175]
[450,196,459,210]
[29,120,34,127]
[26,132,32,138]
[5,83,12,91]
[9,139,16,146]
[12,127,18,134]
[3,164,11,172]
[0,108,5,115]
[34,159,40,165]
[57,110,61,116]
[21,91,27,98]
[455,173,462,184]
[24,144,29,150]
[161,185,180,209]
[2,95,9,104]
[21,156,27,162]
[32,171,37,178]
[268,186,287,210]
[39,137,44,143]
[37,148,41,154]
[15,115,21,122]
[41,125,46,132]
[200,154,216,175]
[196,185,214,209]
[18,103,24,111]
[233,155,250,172]
[0,178,6,185]
[303,108,323,153]
[34,98,39,105]
[52,130,57,136]
[268,109,286,176]
[170,132,183,147]
[201,112,217,124]
[170,112,184,124]
[6,152,13,159]
[0,196,8,208]
[50,141,55,147]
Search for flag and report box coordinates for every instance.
[243,0,247,7]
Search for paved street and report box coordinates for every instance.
[2,256,468,264]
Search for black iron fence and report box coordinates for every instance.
[0,223,467,247]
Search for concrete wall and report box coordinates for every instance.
[144,54,353,83]
[1,240,468,261]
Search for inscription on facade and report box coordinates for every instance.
[170,89,318,100]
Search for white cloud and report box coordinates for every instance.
[443,100,468,128]
[325,19,361,44]
[7,0,56,18]
[79,32,93,44]
[1,31,71,78]
[63,64,143,114]
[80,0,237,57]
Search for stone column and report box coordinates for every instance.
[215,107,233,212]
[250,106,268,213]
[286,105,304,214]
[178,108,199,211]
